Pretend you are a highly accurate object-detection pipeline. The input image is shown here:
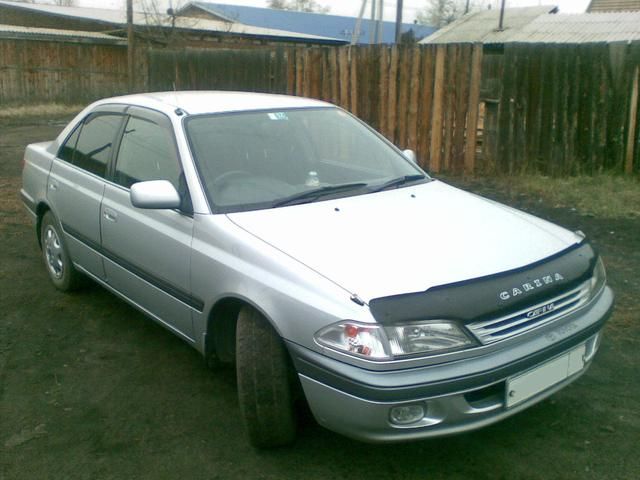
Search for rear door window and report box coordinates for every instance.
[60,114,123,177]
[58,124,81,163]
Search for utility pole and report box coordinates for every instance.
[497,0,507,31]
[351,0,368,45]
[127,0,135,91]
[375,0,383,44]
[394,0,403,44]
[369,0,376,44]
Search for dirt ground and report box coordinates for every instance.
[1,118,638,480]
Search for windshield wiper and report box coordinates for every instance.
[272,182,368,207]
[369,174,427,193]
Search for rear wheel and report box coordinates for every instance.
[236,306,297,448]
[40,211,82,291]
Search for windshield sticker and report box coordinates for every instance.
[268,112,289,121]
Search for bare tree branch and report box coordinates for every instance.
[267,0,330,14]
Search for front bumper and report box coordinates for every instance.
[288,286,614,443]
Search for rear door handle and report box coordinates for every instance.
[48,179,58,191]
[103,208,118,222]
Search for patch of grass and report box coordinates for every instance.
[0,177,30,231]
[446,174,640,219]
[0,104,83,119]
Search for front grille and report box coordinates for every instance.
[468,280,592,344]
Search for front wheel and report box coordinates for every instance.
[236,306,297,448]
[40,211,82,291]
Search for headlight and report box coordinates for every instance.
[314,320,476,360]
[314,322,389,359]
[589,257,606,300]
[385,321,475,356]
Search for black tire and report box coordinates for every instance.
[236,306,297,448]
[40,211,83,291]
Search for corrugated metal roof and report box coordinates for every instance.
[188,2,436,44]
[0,0,343,43]
[0,23,125,43]
[587,0,640,12]
[420,6,558,44]
[420,6,640,44]
[505,11,640,43]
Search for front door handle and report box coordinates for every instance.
[103,208,118,222]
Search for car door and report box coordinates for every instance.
[47,106,126,279]
[100,107,197,340]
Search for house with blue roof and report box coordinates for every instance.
[177,2,436,44]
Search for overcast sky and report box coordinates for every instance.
[69,1,592,23]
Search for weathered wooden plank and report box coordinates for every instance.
[512,45,528,174]
[586,45,603,173]
[378,46,390,139]
[349,47,358,115]
[464,43,483,175]
[575,45,593,173]
[369,46,381,130]
[295,48,304,95]
[397,46,411,148]
[286,48,295,94]
[556,45,572,174]
[387,45,399,143]
[547,45,562,175]
[607,43,633,172]
[536,46,555,174]
[359,46,370,123]
[338,47,349,109]
[626,64,639,174]
[416,45,435,169]
[429,44,446,172]
[479,50,504,172]
[451,44,471,173]
[311,48,323,99]
[442,44,458,171]
[302,48,312,97]
[593,47,609,173]
[495,46,512,173]
[406,47,422,153]
[328,47,339,103]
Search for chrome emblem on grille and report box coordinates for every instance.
[499,272,565,300]
[526,302,555,319]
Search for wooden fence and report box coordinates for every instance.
[2,35,639,175]
[483,43,640,175]
[0,38,145,105]
[150,43,640,175]
[149,45,483,174]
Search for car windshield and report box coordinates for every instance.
[185,107,428,212]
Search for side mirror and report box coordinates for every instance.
[403,149,417,164]
[130,180,181,210]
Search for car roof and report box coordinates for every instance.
[96,91,332,116]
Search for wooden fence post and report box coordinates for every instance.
[429,45,446,172]
[626,65,639,174]
[465,43,483,175]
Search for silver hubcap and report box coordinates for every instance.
[44,226,64,279]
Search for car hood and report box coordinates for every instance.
[226,180,581,302]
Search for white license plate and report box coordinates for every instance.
[506,343,586,408]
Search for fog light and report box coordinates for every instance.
[389,404,425,425]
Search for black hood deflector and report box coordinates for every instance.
[369,241,596,325]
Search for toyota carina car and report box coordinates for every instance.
[21,92,614,447]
